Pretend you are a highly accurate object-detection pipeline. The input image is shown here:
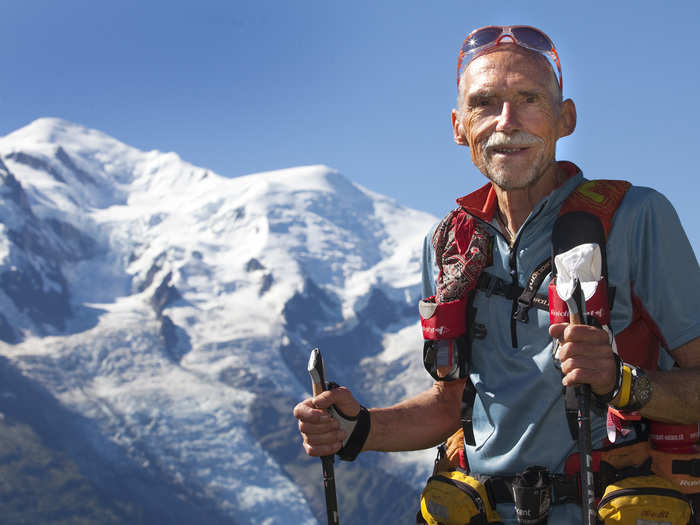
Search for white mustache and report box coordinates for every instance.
[482,131,543,149]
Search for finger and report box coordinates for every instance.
[550,324,610,344]
[309,386,360,415]
[446,430,463,447]
[562,370,615,395]
[293,392,334,414]
[293,399,333,422]
[301,427,345,457]
[293,398,314,417]
[446,447,461,464]
[559,356,612,377]
[303,439,343,457]
[309,390,337,410]
[559,323,610,344]
[548,323,568,339]
[549,322,609,344]
[556,340,612,362]
[560,359,616,394]
[302,426,346,447]
[298,417,340,436]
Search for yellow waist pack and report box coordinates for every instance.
[418,469,502,525]
[597,474,693,525]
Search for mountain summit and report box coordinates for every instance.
[0,118,437,524]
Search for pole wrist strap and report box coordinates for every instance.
[334,406,371,462]
[594,354,623,405]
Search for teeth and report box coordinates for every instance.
[494,147,524,153]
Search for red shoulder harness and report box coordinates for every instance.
[559,180,665,370]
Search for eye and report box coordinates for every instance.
[525,94,538,103]
[470,96,493,108]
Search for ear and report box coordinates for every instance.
[557,98,577,139]
[451,109,469,147]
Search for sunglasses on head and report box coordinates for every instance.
[456,25,562,91]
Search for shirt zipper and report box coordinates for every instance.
[506,203,546,348]
[472,201,548,348]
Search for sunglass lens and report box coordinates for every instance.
[512,27,552,51]
[462,27,503,53]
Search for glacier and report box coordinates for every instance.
[0,118,438,524]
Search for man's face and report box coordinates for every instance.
[453,45,573,190]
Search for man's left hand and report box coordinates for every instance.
[549,323,617,396]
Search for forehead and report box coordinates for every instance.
[462,45,557,95]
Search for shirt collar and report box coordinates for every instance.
[455,161,582,222]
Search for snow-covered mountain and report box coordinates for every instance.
[0,118,438,524]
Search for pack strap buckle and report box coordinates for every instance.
[672,458,700,477]
[476,472,579,506]
[478,273,520,300]
[514,258,553,323]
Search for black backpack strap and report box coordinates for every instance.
[462,380,477,446]
[476,264,550,324]
[462,292,477,446]
[514,258,552,323]
[565,385,580,441]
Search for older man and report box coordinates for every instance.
[294,25,700,523]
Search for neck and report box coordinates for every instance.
[493,161,566,239]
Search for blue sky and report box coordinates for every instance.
[1,1,698,253]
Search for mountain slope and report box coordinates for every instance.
[0,118,437,524]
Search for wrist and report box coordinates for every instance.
[610,364,652,413]
[595,354,623,405]
[334,406,371,461]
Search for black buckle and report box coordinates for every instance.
[551,474,579,505]
[511,466,553,524]
[503,283,519,299]
[514,298,530,323]
[691,459,700,477]
[473,323,488,340]
[485,275,498,297]
[672,458,700,477]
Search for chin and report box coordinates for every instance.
[480,152,553,190]
[484,167,546,190]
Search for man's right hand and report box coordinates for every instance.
[293,385,361,457]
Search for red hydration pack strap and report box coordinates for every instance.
[548,179,629,332]
[615,290,667,370]
[559,182,666,373]
[558,180,631,237]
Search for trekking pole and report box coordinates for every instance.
[307,348,340,525]
[552,212,609,525]
[567,279,596,525]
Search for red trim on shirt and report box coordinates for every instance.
[455,161,582,222]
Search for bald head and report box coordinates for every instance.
[457,44,562,116]
[450,42,577,192]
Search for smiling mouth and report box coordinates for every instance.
[489,146,529,155]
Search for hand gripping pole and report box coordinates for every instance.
[552,211,610,525]
[308,348,340,525]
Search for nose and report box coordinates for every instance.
[495,101,520,133]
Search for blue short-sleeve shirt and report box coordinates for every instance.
[421,168,700,523]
